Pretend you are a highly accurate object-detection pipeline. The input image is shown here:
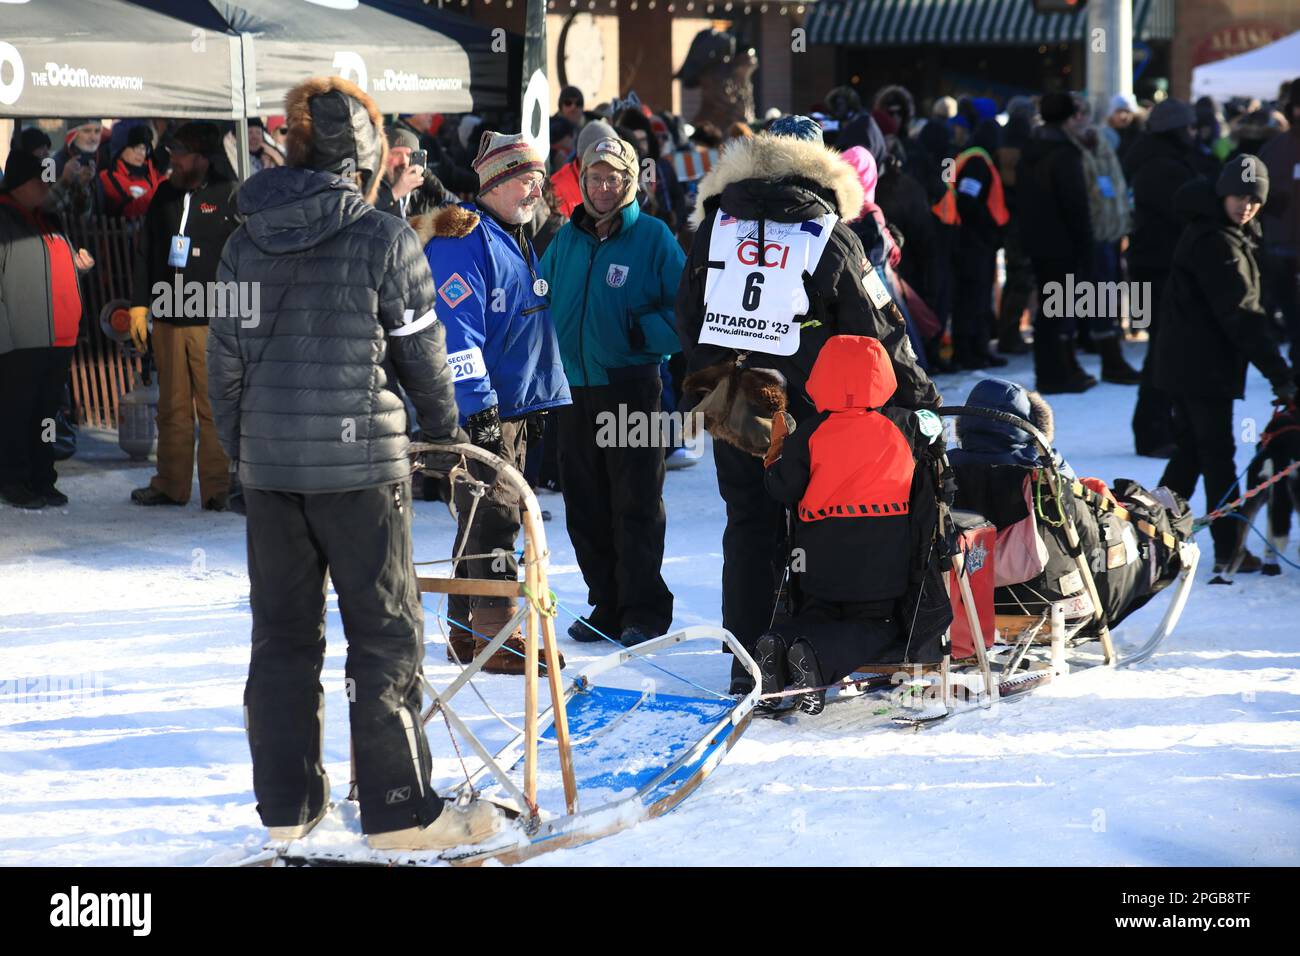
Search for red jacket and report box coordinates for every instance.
[98,157,164,219]
[549,159,582,219]
[765,335,923,603]
[0,195,82,348]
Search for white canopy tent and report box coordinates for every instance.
[1192,30,1300,102]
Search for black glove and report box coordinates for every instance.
[525,412,548,444]
[1274,378,1298,407]
[465,406,504,456]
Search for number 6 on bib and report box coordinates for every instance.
[700,210,838,357]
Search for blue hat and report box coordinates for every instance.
[768,114,823,144]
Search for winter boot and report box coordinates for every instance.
[366,799,505,851]
[619,625,659,648]
[267,793,330,841]
[786,640,826,716]
[1036,335,1096,394]
[445,620,483,663]
[473,604,564,675]
[1099,337,1141,385]
[1,484,46,510]
[754,631,790,712]
[567,616,611,643]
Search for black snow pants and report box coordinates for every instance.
[1160,395,1242,564]
[766,599,902,686]
[243,479,443,835]
[713,438,789,691]
[556,372,674,636]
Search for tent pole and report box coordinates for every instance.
[235,116,252,181]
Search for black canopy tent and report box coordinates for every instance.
[131,0,509,117]
[0,0,244,119]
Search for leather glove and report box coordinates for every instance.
[764,412,793,468]
[465,406,504,456]
[128,306,149,352]
[1274,378,1298,407]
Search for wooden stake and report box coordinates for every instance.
[523,555,540,814]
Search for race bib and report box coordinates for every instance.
[700,210,838,356]
[446,346,486,383]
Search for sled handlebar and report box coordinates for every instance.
[938,405,1056,466]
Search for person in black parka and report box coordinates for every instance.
[1154,156,1296,572]
[208,76,502,852]
[1124,98,1222,457]
[676,117,940,695]
[1015,92,1096,394]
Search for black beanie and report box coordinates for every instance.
[0,149,45,193]
[171,121,221,157]
[1040,92,1075,125]
[1217,154,1269,205]
[126,124,154,151]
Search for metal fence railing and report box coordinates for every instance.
[64,215,145,430]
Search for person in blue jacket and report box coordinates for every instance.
[539,135,686,647]
[414,130,571,674]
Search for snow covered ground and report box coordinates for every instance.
[2,342,1298,867]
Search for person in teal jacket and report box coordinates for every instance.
[539,135,686,647]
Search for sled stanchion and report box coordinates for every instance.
[524,581,540,812]
[952,548,997,704]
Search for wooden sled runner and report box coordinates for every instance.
[243,442,759,867]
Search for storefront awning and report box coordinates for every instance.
[807,0,1175,47]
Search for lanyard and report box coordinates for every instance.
[178,192,192,237]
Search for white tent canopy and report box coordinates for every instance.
[1192,30,1300,102]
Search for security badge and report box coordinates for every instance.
[167,235,191,268]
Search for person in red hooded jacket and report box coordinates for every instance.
[97,124,164,219]
[759,335,943,714]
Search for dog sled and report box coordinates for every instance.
[755,403,1201,727]
[244,442,760,868]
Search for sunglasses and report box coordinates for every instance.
[561,99,580,108]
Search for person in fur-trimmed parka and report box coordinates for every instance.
[675,116,940,694]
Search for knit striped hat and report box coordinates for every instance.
[473,130,544,193]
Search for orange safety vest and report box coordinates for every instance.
[932,147,1009,227]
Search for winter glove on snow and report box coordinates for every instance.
[466,406,505,456]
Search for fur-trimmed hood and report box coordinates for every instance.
[949,377,1068,471]
[409,204,481,245]
[688,133,865,229]
[283,75,388,205]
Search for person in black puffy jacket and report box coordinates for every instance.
[207,76,501,853]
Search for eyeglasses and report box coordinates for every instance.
[585,174,627,191]
[515,174,544,192]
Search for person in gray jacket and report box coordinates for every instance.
[207,76,502,852]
